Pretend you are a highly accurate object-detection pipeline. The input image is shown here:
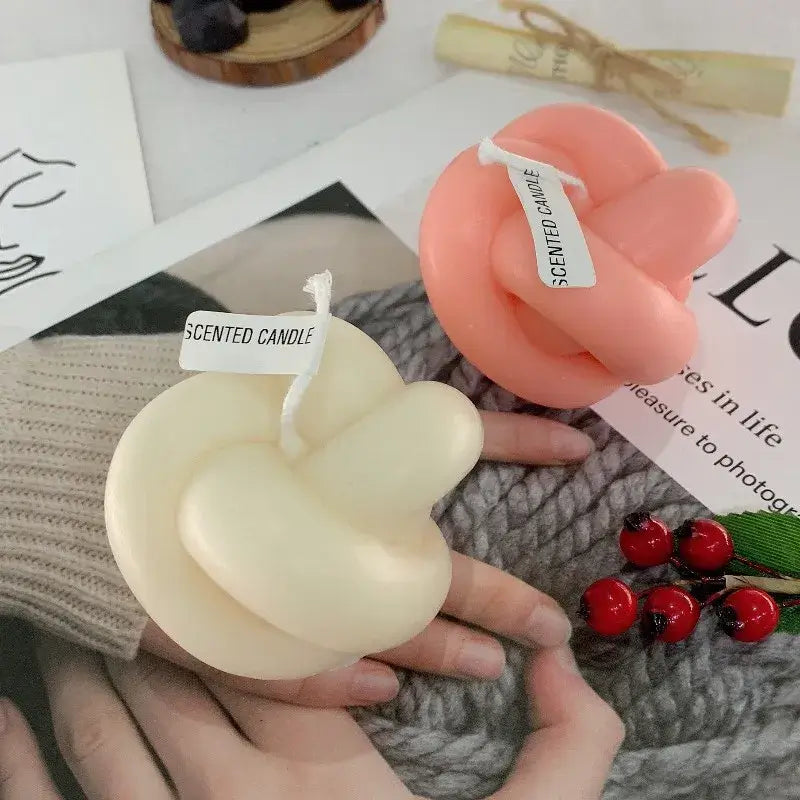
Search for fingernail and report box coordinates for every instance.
[456,636,506,679]
[0,699,9,734]
[554,645,581,675]
[549,428,594,463]
[527,604,573,648]
[350,664,400,703]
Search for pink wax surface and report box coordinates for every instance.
[419,104,738,409]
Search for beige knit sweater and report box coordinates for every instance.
[0,334,186,658]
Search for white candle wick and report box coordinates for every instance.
[477,137,587,194]
[279,271,333,460]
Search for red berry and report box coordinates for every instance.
[641,586,700,643]
[579,577,638,636]
[718,588,780,642]
[675,518,734,572]
[619,512,674,567]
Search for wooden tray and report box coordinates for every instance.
[151,0,386,86]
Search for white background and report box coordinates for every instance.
[1,0,798,222]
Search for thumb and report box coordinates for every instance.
[494,646,624,800]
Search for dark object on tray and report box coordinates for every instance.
[151,0,385,86]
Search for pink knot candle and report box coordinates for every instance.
[419,104,738,408]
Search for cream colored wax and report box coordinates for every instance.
[105,316,484,679]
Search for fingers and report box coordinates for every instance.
[496,647,624,800]
[0,697,61,800]
[193,660,400,708]
[443,553,572,649]
[105,653,247,797]
[141,620,400,707]
[375,617,505,680]
[35,636,172,800]
[479,410,594,465]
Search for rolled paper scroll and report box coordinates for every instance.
[436,13,794,117]
[419,103,738,409]
[105,307,484,679]
[435,2,795,154]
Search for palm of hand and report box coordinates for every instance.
[224,703,411,800]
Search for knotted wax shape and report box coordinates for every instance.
[105,316,483,679]
[419,103,738,408]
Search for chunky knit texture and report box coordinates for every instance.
[336,282,800,800]
[0,276,797,798]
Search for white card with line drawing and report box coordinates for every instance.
[0,51,151,348]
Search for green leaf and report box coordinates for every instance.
[714,512,800,634]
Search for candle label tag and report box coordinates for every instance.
[477,138,596,289]
[179,310,330,376]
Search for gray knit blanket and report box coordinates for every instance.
[335,281,800,800]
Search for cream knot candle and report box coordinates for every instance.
[105,273,483,680]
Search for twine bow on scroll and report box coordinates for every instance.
[511,1,726,154]
[435,1,795,155]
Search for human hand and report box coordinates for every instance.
[0,634,622,800]
[139,410,591,707]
